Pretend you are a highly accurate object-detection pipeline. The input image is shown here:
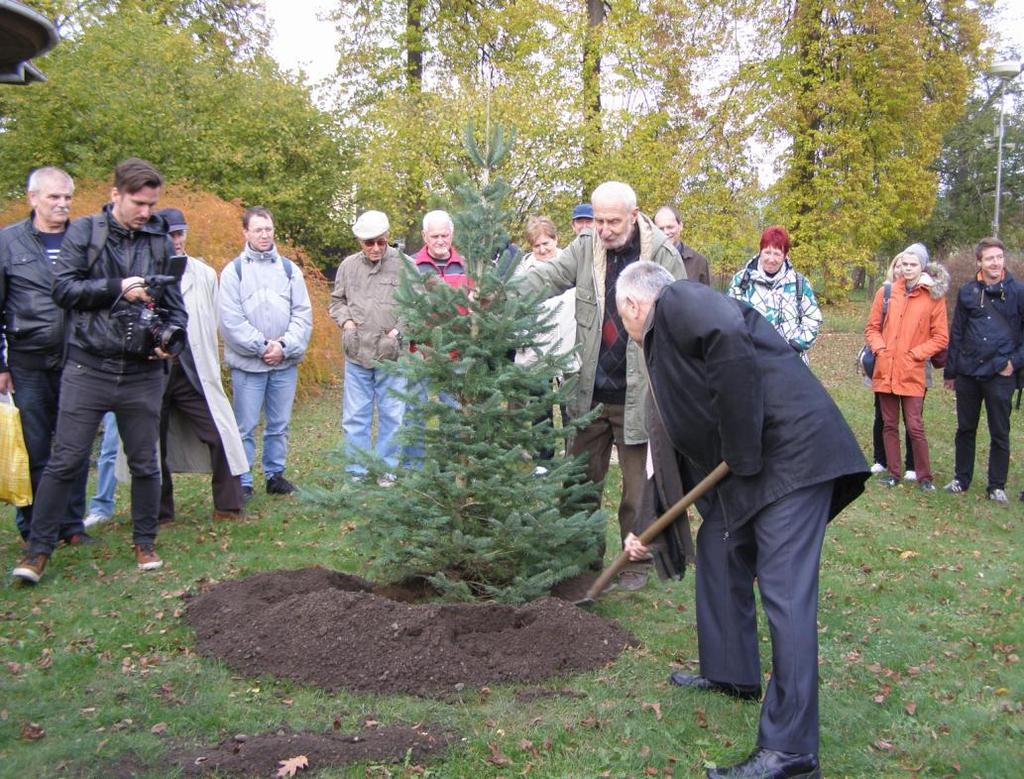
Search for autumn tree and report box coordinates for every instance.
[328,0,766,267]
[26,0,268,55]
[921,74,1024,253]
[0,8,349,259]
[764,0,986,297]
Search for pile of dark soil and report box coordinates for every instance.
[169,724,453,776]
[185,567,634,697]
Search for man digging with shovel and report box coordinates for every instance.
[616,262,868,779]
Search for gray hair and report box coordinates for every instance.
[422,209,454,232]
[615,261,675,310]
[27,166,74,194]
[592,181,637,210]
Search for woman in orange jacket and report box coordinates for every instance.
[865,243,949,491]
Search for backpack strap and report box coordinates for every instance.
[738,267,752,294]
[794,271,804,325]
[235,255,293,280]
[86,215,108,271]
[85,214,168,273]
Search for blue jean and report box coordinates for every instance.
[401,381,459,469]
[342,361,406,473]
[231,366,298,488]
[88,412,120,518]
[9,364,88,539]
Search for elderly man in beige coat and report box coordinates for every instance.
[329,210,409,482]
[153,208,248,521]
[516,181,686,589]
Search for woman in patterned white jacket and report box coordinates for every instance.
[727,225,822,363]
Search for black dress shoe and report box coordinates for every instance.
[707,748,820,778]
[669,672,760,701]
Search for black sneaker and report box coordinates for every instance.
[266,474,296,495]
[877,474,899,487]
[242,485,254,503]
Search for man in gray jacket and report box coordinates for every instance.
[329,210,407,482]
[219,206,312,497]
[517,181,686,589]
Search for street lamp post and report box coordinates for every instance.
[988,60,1022,237]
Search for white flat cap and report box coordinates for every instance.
[353,210,390,240]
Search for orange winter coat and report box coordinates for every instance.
[865,272,949,397]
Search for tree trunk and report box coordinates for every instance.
[581,0,605,197]
[406,0,424,92]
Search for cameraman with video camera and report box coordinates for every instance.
[13,158,187,584]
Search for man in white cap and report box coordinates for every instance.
[329,211,410,481]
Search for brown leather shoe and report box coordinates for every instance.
[12,553,49,584]
[134,544,164,571]
[212,509,243,521]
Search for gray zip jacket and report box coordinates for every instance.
[218,244,313,372]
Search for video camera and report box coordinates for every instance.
[113,255,188,358]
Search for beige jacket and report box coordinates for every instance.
[329,247,411,369]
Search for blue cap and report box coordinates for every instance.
[158,207,187,232]
[572,204,593,220]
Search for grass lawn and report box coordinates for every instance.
[1,302,1021,778]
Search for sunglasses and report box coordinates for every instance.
[359,237,389,248]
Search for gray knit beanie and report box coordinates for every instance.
[902,242,930,266]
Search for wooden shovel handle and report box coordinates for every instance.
[582,461,730,603]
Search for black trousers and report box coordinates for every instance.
[27,361,165,555]
[159,363,243,520]
[695,480,833,754]
[953,373,1015,491]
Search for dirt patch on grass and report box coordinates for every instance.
[169,724,453,776]
[184,567,634,697]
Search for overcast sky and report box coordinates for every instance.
[264,0,1024,87]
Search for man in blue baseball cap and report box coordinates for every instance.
[571,203,593,235]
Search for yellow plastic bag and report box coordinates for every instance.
[0,393,33,507]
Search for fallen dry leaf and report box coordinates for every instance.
[641,702,663,721]
[20,721,45,740]
[486,742,511,767]
[905,702,917,716]
[694,708,707,729]
[275,755,309,777]
[872,739,894,751]
[150,722,168,735]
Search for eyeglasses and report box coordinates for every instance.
[359,237,389,248]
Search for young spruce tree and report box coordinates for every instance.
[311,125,605,604]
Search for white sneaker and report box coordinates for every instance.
[903,470,917,482]
[869,463,886,474]
[988,488,1009,504]
[83,512,111,528]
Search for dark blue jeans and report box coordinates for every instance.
[26,361,165,556]
[9,364,88,540]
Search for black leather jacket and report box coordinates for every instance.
[0,214,70,372]
[54,205,187,373]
